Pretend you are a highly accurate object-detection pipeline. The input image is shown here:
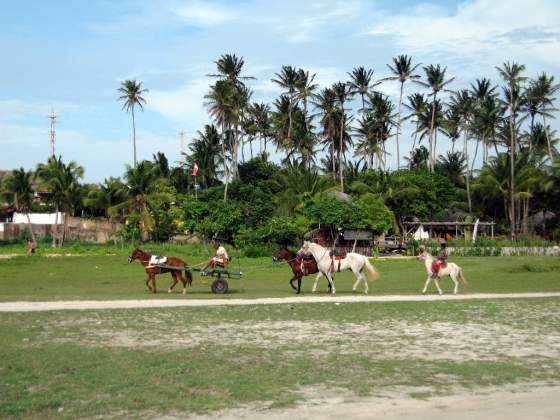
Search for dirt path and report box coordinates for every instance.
[1,292,559,312]
[183,384,560,420]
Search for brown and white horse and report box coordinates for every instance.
[128,248,192,294]
[417,246,468,295]
[272,247,332,294]
[299,241,379,294]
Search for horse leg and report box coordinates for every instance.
[297,277,302,294]
[325,271,336,295]
[434,277,443,295]
[183,271,192,295]
[422,276,431,294]
[289,276,298,292]
[145,275,152,293]
[151,274,157,294]
[451,271,459,295]
[312,273,321,293]
[168,272,178,293]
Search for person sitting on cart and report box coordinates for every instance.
[202,240,229,271]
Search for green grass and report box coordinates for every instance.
[0,252,559,301]
[1,298,559,418]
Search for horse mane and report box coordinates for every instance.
[280,246,297,259]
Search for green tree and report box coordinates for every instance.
[3,168,37,244]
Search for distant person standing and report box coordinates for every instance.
[26,239,36,256]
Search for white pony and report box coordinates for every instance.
[299,241,379,294]
[417,246,468,295]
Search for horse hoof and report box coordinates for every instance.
[168,289,172,294]
[182,289,187,295]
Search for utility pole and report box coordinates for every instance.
[48,110,57,157]
[179,129,185,167]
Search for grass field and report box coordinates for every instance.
[0,251,559,301]
[1,250,559,418]
[1,298,560,418]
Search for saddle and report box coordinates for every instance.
[431,260,447,276]
[296,255,316,275]
[329,249,347,272]
[149,255,167,266]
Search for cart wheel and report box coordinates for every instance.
[211,278,229,294]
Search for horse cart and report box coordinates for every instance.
[151,263,243,294]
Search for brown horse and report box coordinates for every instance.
[272,247,331,294]
[128,248,193,294]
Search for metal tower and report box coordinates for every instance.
[48,110,57,157]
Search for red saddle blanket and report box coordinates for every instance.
[431,260,447,274]
[329,250,347,260]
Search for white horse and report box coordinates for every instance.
[417,246,468,295]
[299,241,379,294]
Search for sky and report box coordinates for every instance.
[1,0,559,182]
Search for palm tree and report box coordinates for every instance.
[366,92,397,170]
[405,146,429,170]
[296,68,318,133]
[496,61,527,237]
[449,89,475,213]
[333,82,354,191]
[528,73,559,160]
[382,55,421,169]
[84,177,127,219]
[415,64,455,171]
[272,66,300,142]
[354,113,381,170]
[403,93,428,151]
[36,156,64,247]
[3,168,37,244]
[250,102,272,153]
[117,80,148,168]
[347,67,376,113]
[313,87,339,179]
[209,53,254,86]
[436,151,466,188]
[470,78,499,164]
[205,79,236,201]
[186,125,222,189]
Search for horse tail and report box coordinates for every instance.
[458,267,468,286]
[364,257,380,281]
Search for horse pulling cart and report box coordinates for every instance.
[153,264,243,294]
[128,248,242,295]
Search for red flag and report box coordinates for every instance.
[192,162,199,177]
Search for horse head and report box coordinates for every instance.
[128,248,143,263]
[273,247,291,262]
[416,245,430,261]
[298,241,312,256]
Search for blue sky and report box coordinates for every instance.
[1,0,559,182]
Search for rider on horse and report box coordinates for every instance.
[431,241,448,277]
[202,240,229,271]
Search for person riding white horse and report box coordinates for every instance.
[417,244,468,295]
[298,241,379,294]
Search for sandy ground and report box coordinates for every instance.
[180,385,560,420]
[1,292,560,312]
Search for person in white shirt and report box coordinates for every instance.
[202,240,229,271]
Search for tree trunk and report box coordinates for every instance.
[221,122,229,202]
[25,212,37,244]
[471,137,480,173]
[428,93,437,172]
[464,131,472,213]
[332,141,336,180]
[509,93,516,239]
[132,105,137,168]
[543,115,553,160]
[339,115,345,192]
[61,212,68,247]
[52,206,59,248]
[396,82,404,170]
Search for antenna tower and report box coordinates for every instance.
[49,110,57,157]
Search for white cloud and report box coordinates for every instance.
[173,1,237,26]
[363,0,560,63]
[149,77,209,125]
